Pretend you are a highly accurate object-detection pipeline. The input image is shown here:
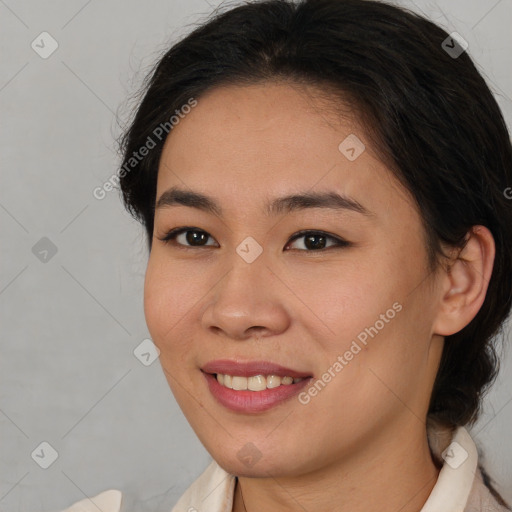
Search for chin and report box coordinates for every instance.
[217,457,279,478]
[210,447,301,478]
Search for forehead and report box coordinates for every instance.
[156,81,415,218]
[163,80,361,154]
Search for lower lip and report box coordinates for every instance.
[203,372,312,413]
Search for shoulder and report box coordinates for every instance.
[58,489,122,512]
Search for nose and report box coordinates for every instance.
[200,257,290,341]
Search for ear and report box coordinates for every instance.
[432,225,495,337]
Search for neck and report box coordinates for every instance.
[232,419,445,512]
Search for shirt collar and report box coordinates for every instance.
[421,423,478,511]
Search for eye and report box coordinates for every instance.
[285,230,351,251]
[158,227,218,248]
[157,227,351,252]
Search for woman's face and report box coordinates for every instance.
[144,81,446,477]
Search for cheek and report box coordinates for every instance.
[143,257,198,353]
[281,257,402,347]
[294,250,427,385]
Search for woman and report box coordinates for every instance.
[62,0,512,510]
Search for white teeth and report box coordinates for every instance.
[248,375,267,391]
[223,374,233,389]
[214,373,305,391]
[232,376,248,390]
[267,375,281,388]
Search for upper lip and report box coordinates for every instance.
[202,359,313,378]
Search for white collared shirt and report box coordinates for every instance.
[60,426,509,512]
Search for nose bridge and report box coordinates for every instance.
[216,223,268,282]
[202,244,287,338]
[223,240,269,300]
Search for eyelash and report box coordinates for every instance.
[157,227,351,252]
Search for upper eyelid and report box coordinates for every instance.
[287,230,343,244]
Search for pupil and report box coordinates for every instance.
[187,230,207,245]
[306,234,325,250]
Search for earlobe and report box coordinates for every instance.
[432,225,495,337]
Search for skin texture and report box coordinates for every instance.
[144,81,495,512]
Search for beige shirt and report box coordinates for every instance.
[60,425,509,512]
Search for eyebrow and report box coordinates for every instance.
[155,186,374,218]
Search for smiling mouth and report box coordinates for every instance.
[201,364,314,413]
[209,372,307,391]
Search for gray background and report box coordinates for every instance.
[1,1,511,511]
